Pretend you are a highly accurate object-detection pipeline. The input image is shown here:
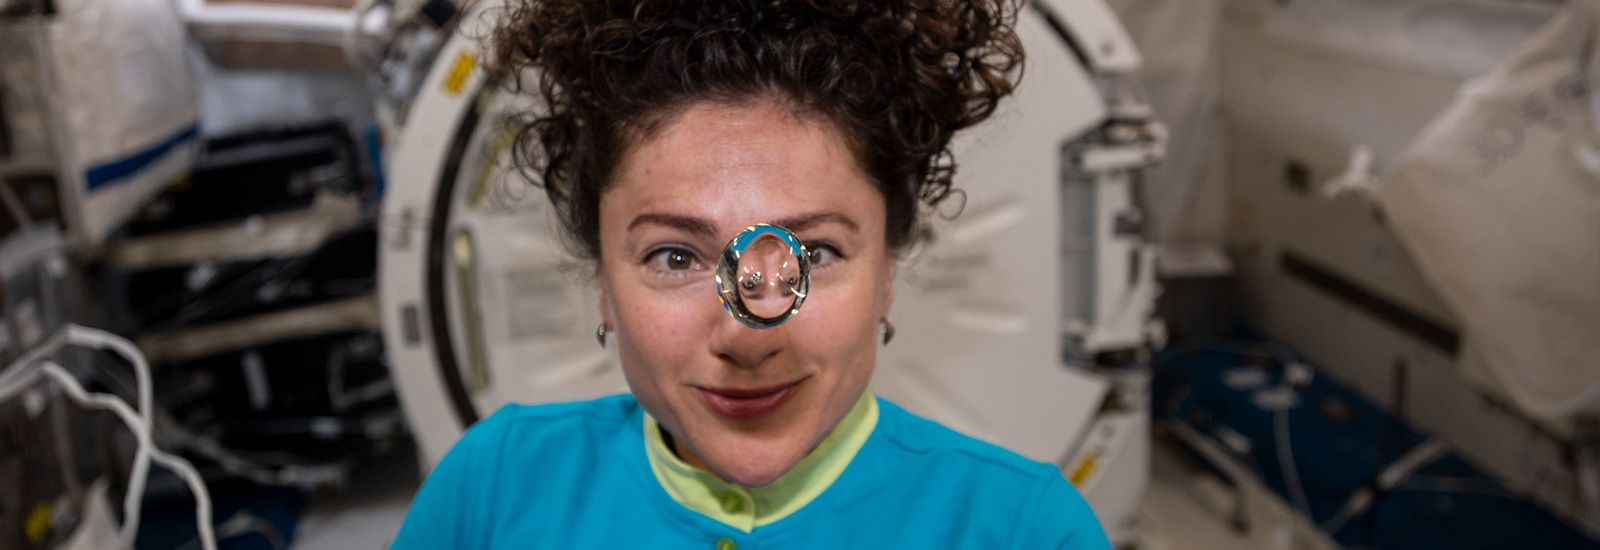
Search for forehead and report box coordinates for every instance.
[605,102,881,233]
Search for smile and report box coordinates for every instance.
[694,378,807,420]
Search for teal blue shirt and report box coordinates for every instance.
[390,394,1111,549]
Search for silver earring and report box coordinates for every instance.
[596,322,609,348]
[880,319,895,345]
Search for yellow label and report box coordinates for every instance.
[25,502,50,543]
[444,52,476,95]
[1068,455,1098,487]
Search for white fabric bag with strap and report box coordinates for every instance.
[1380,2,1600,420]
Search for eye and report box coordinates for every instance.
[804,243,842,268]
[645,247,701,272]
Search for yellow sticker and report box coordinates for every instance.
[1068,455,1098,487]
[25,502,50,544]
[444,52,476,95]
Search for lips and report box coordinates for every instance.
[695,378,805,420]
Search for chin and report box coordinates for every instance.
[694,424,817,487]
[706,450,802,487]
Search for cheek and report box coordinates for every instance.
[609,291,699,428]
[613,289,702,366]
[602,271,730,404]
[793,269,885,368]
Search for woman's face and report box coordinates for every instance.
[596,100,893,487]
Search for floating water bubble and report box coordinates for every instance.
[716,224,810,328]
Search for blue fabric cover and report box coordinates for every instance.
[390,394,1110,549]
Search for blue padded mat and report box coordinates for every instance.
[134,478,303,550]
[1153,339,1599,550]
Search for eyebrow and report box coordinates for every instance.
[627,213,718,238]
[626,211,861,237]
[772,212,860,234]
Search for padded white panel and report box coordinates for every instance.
[871,9,1111,464]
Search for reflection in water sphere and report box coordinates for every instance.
[715,224,810,329]
[737,234,803,318]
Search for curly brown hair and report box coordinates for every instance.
[489,0,1023,259]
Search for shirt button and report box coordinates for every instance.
[719,492,744,514]
[715,537,737,550]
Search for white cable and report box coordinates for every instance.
[147,450,216,550]
[0,325,216,550]
[36,362,216,550]
[1275,407,1313,518]
[0,328,69,389]
[1160,339,1318,518]
[1318,439,1448,535]
[57,343,342,488]
[63,326,154,546]
[1317,487,1370,535]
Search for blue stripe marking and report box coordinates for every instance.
[83,123,199,191]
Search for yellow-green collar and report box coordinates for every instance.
[642,391,878,532]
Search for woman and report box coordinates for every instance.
[391,0,1110,547]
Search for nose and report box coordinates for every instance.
[708,308,787,368]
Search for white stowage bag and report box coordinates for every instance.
[47,0,199,243]
[1380,2,1600,420]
